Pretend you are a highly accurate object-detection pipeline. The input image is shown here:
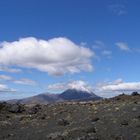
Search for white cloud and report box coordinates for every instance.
[95,79,140,97]
[0,84,8,91]
[47,80,93,93]
[115,42,130,51]
[0,66,22,73]
[112,78,123,85]
[0,75,12,81]
[0,74,37,86]
[0,37,94,76]
[13,78,37,86]
[101,82,140,91]
[0,84,15,92]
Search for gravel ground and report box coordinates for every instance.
[0,94,140,140]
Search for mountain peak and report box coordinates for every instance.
[69,87,92,93]
[64,88,93,95]
[59,88,99,100]
[66,80,93,93]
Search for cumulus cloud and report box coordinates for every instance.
[101,82,140,92]
[47,80,93,93]
[0,37,94,76]
[115,42,130,51]
[0,84,8,91]
[95,79,140,97]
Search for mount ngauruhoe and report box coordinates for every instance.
[8,89,102,104]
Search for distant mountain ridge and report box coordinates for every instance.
[8,89,102,104]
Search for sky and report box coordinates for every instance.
[0,0,140,100]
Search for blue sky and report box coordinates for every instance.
[0,0,140,100]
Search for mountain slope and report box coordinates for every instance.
[8,89,102,104]
[59,89,101,101]
[8,93,61,104]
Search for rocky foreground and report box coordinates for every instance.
[0,94,140,140]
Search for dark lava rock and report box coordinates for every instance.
[8,104,24,113]
[57,119,70,126]
[91,117,100,122]
[115,135,124,140]
[78,135,98,140]
[27,108,38,114]
[27,104,41,114]
[0,94,140,140]
[38,114,47,120]
[121,120,129,126]
[131,92,139,96]
[85,127,96,133]
[47,132,65,140]
[0,102,9,111]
